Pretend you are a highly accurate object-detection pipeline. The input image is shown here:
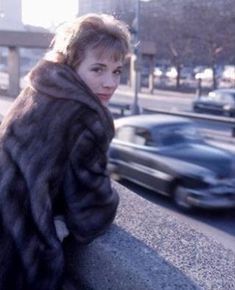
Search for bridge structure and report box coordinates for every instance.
[0,30,54,96]
[0,29,158,98]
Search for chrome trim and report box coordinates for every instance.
[109,158,173,182]
[130,162,173,181]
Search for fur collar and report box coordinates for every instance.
[29,59,114,140]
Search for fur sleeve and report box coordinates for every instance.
[63,128,119,244]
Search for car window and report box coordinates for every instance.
[115,126,135,143]
[208,91,220,101]
[208,91,235,104]
[199,96,208,102]
[153,124,202,146]
[221,93,235,104]
[133,127,155,146]
[115,126,156,146]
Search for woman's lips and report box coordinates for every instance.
[97,94,112,102]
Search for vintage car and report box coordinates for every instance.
[108,114,235,209]
[192,89,235,117]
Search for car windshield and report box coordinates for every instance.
[208,91,235,103]
[152,123,202,146]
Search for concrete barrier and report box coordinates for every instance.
[64,182,235,289]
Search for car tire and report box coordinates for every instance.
[173,185,192,210]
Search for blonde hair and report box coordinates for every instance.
[47,13,131,69]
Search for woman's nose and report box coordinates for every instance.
[102,74,117,88]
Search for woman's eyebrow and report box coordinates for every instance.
[92,63,107,67]
[91,63,123,69]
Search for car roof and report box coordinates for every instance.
[114,114,192,129]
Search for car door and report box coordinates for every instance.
[123,126,160,187]
[111,125,151,180]
[218,93,235,116]
[213,92,227,114]
[130,127,173,194]
[206,91,224,114]
[109,125,138,178]
[196,95,214,112]
[110,125,171,194]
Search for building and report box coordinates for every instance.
[78,0,112,15]
[78,0,135,18]
[0,0,24,30]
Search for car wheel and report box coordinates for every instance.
[173,185,192,210]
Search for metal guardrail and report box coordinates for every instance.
[143,107,235,138]
[143,106,235,123]
[109,102,130,117]
[109,102,235,138]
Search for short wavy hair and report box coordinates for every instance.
[47,13,131,69]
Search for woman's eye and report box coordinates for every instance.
[92,67,103,73]
[114,69,122,75]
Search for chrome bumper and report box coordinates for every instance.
[187,195,235,209]
[186,179,235,209]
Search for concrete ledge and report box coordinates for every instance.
[65,182,235,289]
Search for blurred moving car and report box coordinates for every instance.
[108,114,235,209]
[192,89,235,117]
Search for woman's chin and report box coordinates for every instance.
[101,100,109,107]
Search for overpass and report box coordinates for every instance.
[0,30,157,97]
[0,30,53,96]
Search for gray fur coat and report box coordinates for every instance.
[0,60,119,290]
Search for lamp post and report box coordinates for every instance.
[131,0,150,115]
[131,0,141,115]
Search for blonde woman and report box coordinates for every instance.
[0,13,130,290]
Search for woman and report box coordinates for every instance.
[0,13,130,290]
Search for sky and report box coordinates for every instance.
[21,0,78,29]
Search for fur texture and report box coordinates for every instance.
[0,60,119,290]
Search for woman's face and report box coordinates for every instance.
[76,48,124,106]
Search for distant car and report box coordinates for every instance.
[108,114,235,210]
[192,89,235,117]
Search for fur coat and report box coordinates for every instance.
[0,60,119,290]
